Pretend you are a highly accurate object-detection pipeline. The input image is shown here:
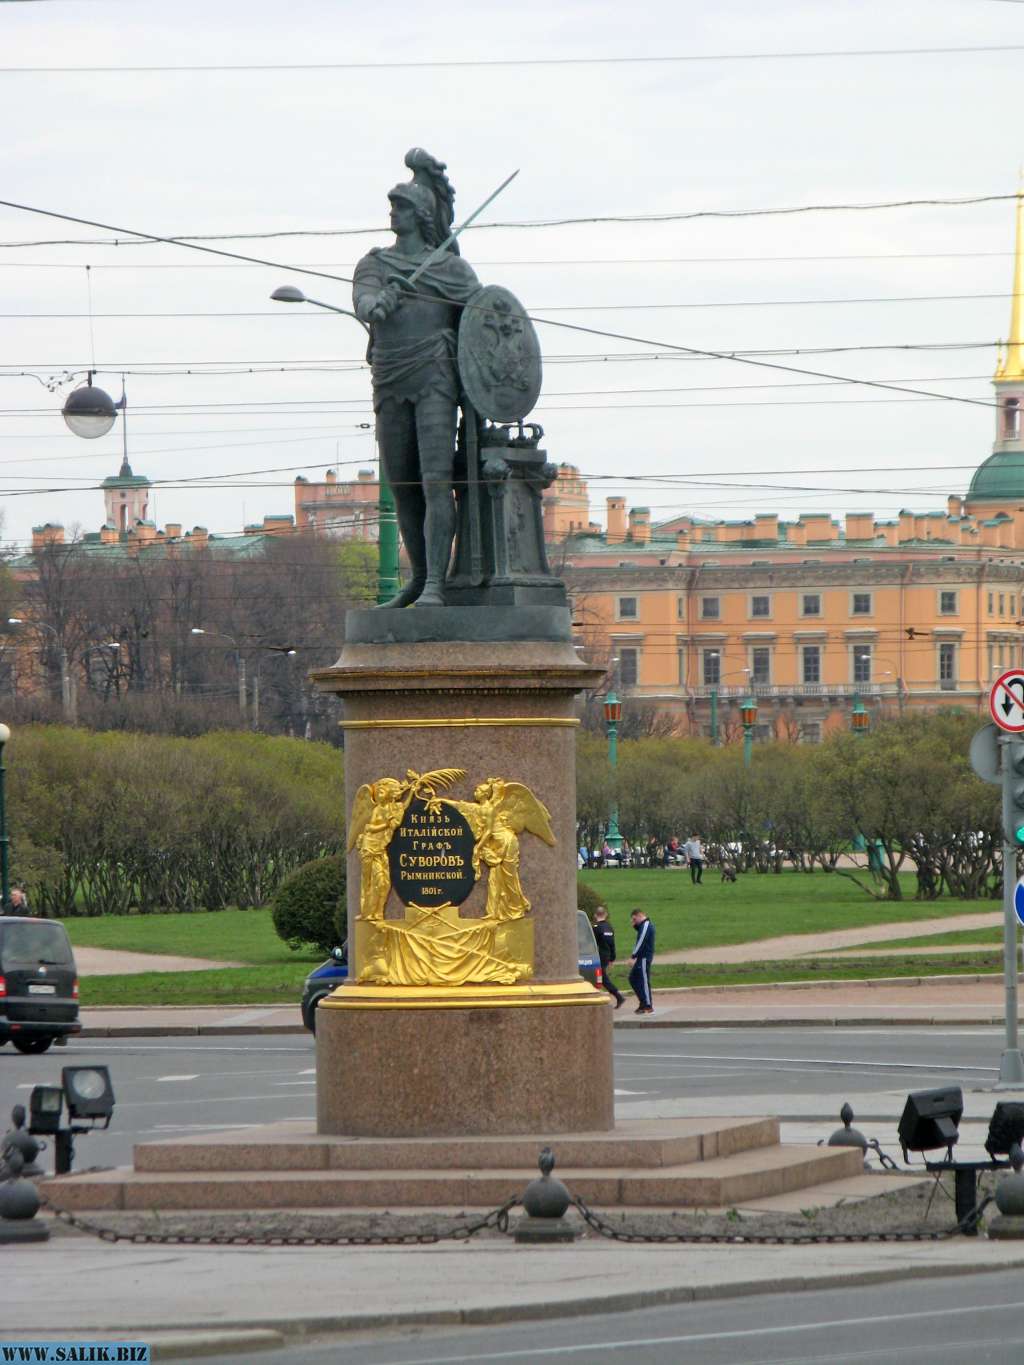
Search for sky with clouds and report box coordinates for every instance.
[1,0,1023,546]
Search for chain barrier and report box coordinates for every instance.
[37,1188,995,1248]
[569,1192,996,1245]
[38,1191,518,1247]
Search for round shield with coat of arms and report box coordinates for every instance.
[457,285,542,423]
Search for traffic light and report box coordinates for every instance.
[1003,738,1024,846]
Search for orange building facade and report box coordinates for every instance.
[550,198,1024,740]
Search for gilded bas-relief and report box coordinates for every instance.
[347,768,554,987]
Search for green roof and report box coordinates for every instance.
[968,449,1024,501]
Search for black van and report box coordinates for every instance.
[0,916,80,1054]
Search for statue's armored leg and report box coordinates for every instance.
[376,399,427,608]
[413,394,459,607]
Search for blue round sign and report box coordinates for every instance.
[1014,877,1024,928]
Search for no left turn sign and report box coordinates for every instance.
[990,669,1024,732]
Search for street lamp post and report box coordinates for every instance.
[8,618,71,721]
[0,722,11,907]
[603,690,623,851]
[739,694,758,768]
[190,628,246,720]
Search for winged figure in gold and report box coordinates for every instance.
[443,778,555,921]
[347,767,466,920]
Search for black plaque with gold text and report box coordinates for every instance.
[388,797,476,908]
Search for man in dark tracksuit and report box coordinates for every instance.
[628,908,655,1015]
[592,907,624,1008]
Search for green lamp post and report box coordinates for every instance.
[0,722,11,907]
[740,694,758,769]
[603,690,623,850]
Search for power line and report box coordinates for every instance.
[0,192,1021,249]
[5,44,1024,72]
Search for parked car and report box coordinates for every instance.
[301,913,605,1033]
[0,916,81,1054]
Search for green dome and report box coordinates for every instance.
[968,449,1024,501]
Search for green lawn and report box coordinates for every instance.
[65,908,312,968]
[852,927,1004,950]
[579,868,996,954]
[64,871,1004,1007]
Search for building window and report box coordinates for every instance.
[939,591,958,616]
[799,721,822,744]
[988,592,994,615]
[617,596,637,620]
[702,650,721,686]
[801,593,821,617]
[802,645,821,685]
[1000,593,1006,617]
[750,646,771,684]
[700,596,720,620]
[750,594,771,618]
[619,648,639,686]
[851,592,872,616]
[852,645,872,684]
[1005,397,1020,441]
[676,596,686,620]
[939,642,957,689]
[677,647,686,686]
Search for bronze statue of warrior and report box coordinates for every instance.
[353,150,480,608]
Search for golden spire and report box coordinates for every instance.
[996,177,1024,382]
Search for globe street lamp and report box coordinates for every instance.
[739,694,758,768]
[271,285,400,605]
[61,372,124,440]
[0,721,10,906]
[602,689,623,851]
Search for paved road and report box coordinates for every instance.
[203,1269,1024,1364]
[3,1027,1019,1169]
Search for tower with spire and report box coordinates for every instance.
[966,187,1024,510]
[101,453,151,533]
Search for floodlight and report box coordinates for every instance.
[28,1084,64,1136]
[898,1085,963,1161]
[986,1101,1024,1158]
[61,1065,114,1122]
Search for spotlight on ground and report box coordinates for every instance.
[898,1086,963,1163]
[986,1101,1024,1159]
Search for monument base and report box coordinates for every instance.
[317,982,612,1137]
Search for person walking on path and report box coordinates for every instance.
[592,906,624,1008]
[628,907,655,1014]
[684,834,704,884]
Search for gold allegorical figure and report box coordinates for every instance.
[443,779,555,922]
[347,768,466,920]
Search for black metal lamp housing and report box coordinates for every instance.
[986,1101,1024,1158]
[898,1085,963,1162]
[62,1065,114,1122]
[28,1084,63,1136]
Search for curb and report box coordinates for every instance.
[46,1253,1024,1359]
[79,1024,305,1038]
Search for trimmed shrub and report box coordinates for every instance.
[271,853,346,954]
[576,876,603,918]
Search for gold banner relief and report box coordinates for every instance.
[346,768,553,987]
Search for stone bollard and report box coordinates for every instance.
[3,1104,44,1178]
[0,1145,49,1243]
[514,1146,578,1244]
[988,1142,1024,1240]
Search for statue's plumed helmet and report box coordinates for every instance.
[388,182,440,245]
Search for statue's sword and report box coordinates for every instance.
[403,169,519,287]
[392,168,520,590]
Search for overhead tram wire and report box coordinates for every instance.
[0,197,1008,411]
[0,191,1022,247]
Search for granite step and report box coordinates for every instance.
[43,1143,863,1212]
[132,1116,778,1174]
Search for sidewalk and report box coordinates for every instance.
[10,1227,1024,1359]
[78,973,1014,1036]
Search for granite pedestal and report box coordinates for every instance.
[312,606,612,1138]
